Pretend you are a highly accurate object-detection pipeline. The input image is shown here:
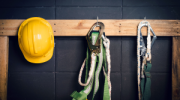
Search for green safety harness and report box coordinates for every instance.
[137,20,157,100]
[71,22,111,100]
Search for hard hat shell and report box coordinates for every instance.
[18,17,54,63]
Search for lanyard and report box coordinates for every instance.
[71,22,111,100]
[137,20,157,100]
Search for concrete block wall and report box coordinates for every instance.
[1,0,180,100]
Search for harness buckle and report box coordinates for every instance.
[86,22,104,54]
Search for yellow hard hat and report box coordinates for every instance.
[18,17,54,63]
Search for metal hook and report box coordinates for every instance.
[93,16,100,30]
[86,22,105,53]
[144,16,146,21]
[97,16,99,26]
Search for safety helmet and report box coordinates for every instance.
[18,17,54,63]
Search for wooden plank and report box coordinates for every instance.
[0,36,9,100]
[172,36,180,100]
[0,19,179,36]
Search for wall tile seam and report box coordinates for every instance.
[8,71,171,74]
[0,6,124,8]
[121,72,171,74]
[53,71,121,73]
[8,72,56,73]
[120,37,122,100]
[0,6,56,8]
[55,6,123,7]
[54,38,56,100]
[1,5,180,8]
[1,5,178,8]
[122,5,180,7]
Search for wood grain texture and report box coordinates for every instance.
[172,37,180,100]
[0,20,179,36]
[0,36,9,100]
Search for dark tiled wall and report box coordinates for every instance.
[1,0,179,100]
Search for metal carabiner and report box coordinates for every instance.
[139,22,157,57]
[150,27,157,47]
[139,23,157,48]
[86,22,105,54]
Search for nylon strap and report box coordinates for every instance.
[141,62,152,100]
[103,37,112,98]
[92,33,103,99]
[102,46,109,100]
[103,72,110,100]
[71,31,111,100]
[137,20,156,100]
[85,47,90,84]
[71,91,87,100]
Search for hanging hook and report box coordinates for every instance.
[93,16,100,30]
[97,16,99,26]
[144,16,146,21]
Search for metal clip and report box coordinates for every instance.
[86,22,105,54]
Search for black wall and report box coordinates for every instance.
[1,0,180,100]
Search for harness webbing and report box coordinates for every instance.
[71,30,111,100]
[102,37,111,97]
[140,62,152,100]
[137,20,156,100]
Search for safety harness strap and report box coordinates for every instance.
[137,20,156,100]
[83,32,99,95]
[71,32,98,100]
[71,91,87,100]
[141,62,152,100]
[92,36,103,99]
[103,37,111,98]
[103,73,111,100]
[92,40,110,100]
[85,47,90,85]
[102,38,111,100]
[71,22,111,100]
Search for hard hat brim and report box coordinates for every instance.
[22,47,54,64]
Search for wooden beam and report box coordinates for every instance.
[0,36,9,100]
[0,20,179,36]
[0,19,180,100]
[172,36,180,100]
